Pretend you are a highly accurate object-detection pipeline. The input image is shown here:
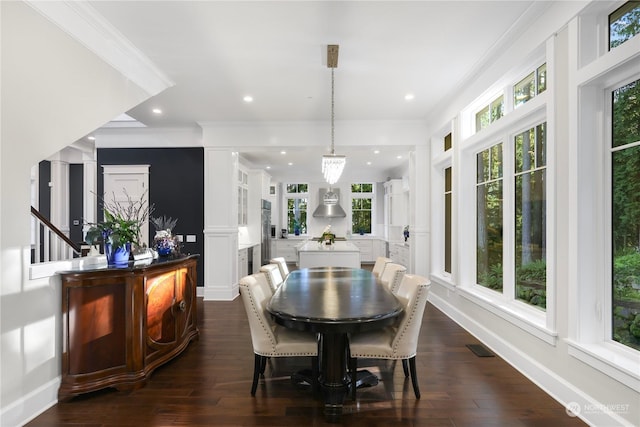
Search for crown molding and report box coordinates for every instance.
[26,0,174,96]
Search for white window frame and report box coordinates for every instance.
[431,130,455,289]
[350,183,375,235]
[284,183,309,236]
[566,2,640,391]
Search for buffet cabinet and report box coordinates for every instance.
[57,255,199,400]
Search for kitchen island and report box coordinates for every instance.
[297,240,361,269]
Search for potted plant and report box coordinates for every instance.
[84,191,153,266]
[321,225,335,245]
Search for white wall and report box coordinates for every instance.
[0,2,169,425]
[424,2,639,426]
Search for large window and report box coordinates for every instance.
[286,183,308,235]
[351,183,373,234]
[476,143,503,291]
[515,123,547,309]
[609,1,640,50]
[611,78,640,351]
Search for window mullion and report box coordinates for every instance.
[503,133,516,303]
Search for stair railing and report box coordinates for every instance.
[30,206,82,263]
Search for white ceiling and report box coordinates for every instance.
[89,1,540,180]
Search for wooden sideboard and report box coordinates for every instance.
[57,254,199,400]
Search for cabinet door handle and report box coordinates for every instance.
[178,300,186,312]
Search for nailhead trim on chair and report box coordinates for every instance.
[240,277,316,357]
[239,283,278,353]
[349,283,428,359]
[391,284,426,356]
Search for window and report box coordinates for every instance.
[476,95,504,132]
[514,123,547,309]
[611,78,640,351]
[514,63,547,108]
[609,1,640,50]
[351,183,373,234]
[444,133,452,152]
[476,143,503,291]
[286,183,308,235]
[444,167,452,274]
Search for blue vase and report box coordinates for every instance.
[105,243,131,266]
[157,246,172,256]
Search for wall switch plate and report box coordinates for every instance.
[186,235,196,243]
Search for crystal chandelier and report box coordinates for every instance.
[322,45,346,185]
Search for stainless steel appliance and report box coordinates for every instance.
[261,199,271,265]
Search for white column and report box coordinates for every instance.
[82,154,97,236]
[410,144,430,277]
[49,158,70,260]
[203,148,239,300]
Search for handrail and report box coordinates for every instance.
[30,206,82,254]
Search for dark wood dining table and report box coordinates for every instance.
[267,266,403,421]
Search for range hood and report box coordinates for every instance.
[312,188,347,218]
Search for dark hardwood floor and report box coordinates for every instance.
[27,290,586,426]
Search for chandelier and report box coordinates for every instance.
[322,45,346,185]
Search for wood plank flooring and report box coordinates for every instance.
[26,295,586,426]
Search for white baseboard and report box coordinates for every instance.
[428,293,633,427]
[1,377,59,427]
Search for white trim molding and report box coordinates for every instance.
[26,1,174,96]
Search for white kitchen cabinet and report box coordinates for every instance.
[238,247,248,278]
[385,179,408,227]
[374,239,388,260]
[273,239,303,263]
[389,243,410,270]
[350,239,374,263]
[238,168,249,226]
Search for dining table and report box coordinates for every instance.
[267,266,403,422]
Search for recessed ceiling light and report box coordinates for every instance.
[243,95,254,103]
[373,150,380,154]
[266,166,271,169]
[366,161,372,165]
[87,136,95,141]
[397,155,403,159]
[288,162,293,166]
[280,151,287,155]
[404,93,415,101]
[152,108,162,114]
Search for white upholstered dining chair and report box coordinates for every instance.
[238,273,318,395]
[270,257,289,280]
[372,256,393,278]
[348,274,431,400]
[379,262,407,294]
[259,263,284,293]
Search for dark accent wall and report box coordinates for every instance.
[37,161,51,263]
[69,164,84,245]
[38,161,51,218]
[97,148,205,285]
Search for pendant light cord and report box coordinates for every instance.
[331,67,335,155]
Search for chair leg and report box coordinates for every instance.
[311,356,319,394]
[402,359,409,377]
[260,356,268,374]
[408,356,420,399]
[251,354,262,396]
[350,357,357,401]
